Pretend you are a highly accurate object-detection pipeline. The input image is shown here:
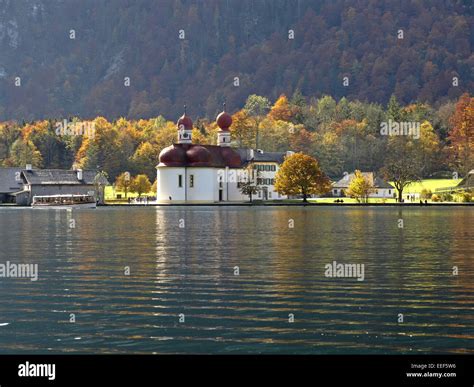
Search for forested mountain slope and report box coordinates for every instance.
[0,0,471,120]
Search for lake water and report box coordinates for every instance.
[0,206,472,354]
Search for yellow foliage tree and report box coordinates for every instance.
[130,174,152,198]
[115,172,132,198]
[346,170,374,203]
[231,109,255,147]
[269,94,294,122]
[274,153,331,202]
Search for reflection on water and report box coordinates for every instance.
[0,206,472,354]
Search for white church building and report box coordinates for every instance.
[156,107,292,203]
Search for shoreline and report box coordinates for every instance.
[1,202,473,208]
[105,202,473,207]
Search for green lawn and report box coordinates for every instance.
[308,197,397,204]
[105,186,155,201]
[104,179,467,204]
[399,179,462,194]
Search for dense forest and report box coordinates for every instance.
[0,0,472,120]
[0,92,472,183]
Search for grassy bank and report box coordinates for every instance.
[104,179,468,204]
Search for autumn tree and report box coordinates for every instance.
[0,124,21,165]
[269,94,294,122]
[289,128,314,154]
[130,174,152,198]
[447,93,473,176]
[417,121,442,177]
[274,153,331,202]
[231,110,255,147]
[346,170,374,203]
[115,172,132,198]
[75,117,123,180]
[10,138,43,168]
[381,137,423,202]
[132,141,158,180]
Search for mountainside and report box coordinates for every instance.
[0,0,472,121]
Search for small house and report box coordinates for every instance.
[332,172,394,198]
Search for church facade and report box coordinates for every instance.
[156,108,293,203]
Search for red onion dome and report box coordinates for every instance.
[158,145,186,166]
[177,114,193,130]
[186,145,211,166]
[221,147,242,168]
[216,111,232,131]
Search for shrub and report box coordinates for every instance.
[431,194,441,202]
[458,191,472,202]
[420,188,432,199]
[440,193,453,202]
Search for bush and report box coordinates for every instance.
[431,194,441,202]
[420,188,432,199]
[458,191,472,202]
[440,193,453,202]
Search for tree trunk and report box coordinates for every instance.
[302,193,307,202]
[398,189,403,203]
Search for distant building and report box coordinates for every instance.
[0,167,24,203]
[0,167,109,206]
[156,107,292,203]
[456,170,474,190]
[332,172,394,198]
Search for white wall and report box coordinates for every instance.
[370,188,394,198]
[332,187,394,198]
[186,168,216,202]
[157,164,285,203]
[157,167,186,202]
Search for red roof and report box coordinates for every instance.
[158,144,242,168]
[216,111,232,130]
[177,114,193,130]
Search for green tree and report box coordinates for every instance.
[244,94,271,149]
[387,95,402,121]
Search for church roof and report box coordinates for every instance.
[158,144,242,168]
[158,144,288,168]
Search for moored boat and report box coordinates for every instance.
[32,194,96,209]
